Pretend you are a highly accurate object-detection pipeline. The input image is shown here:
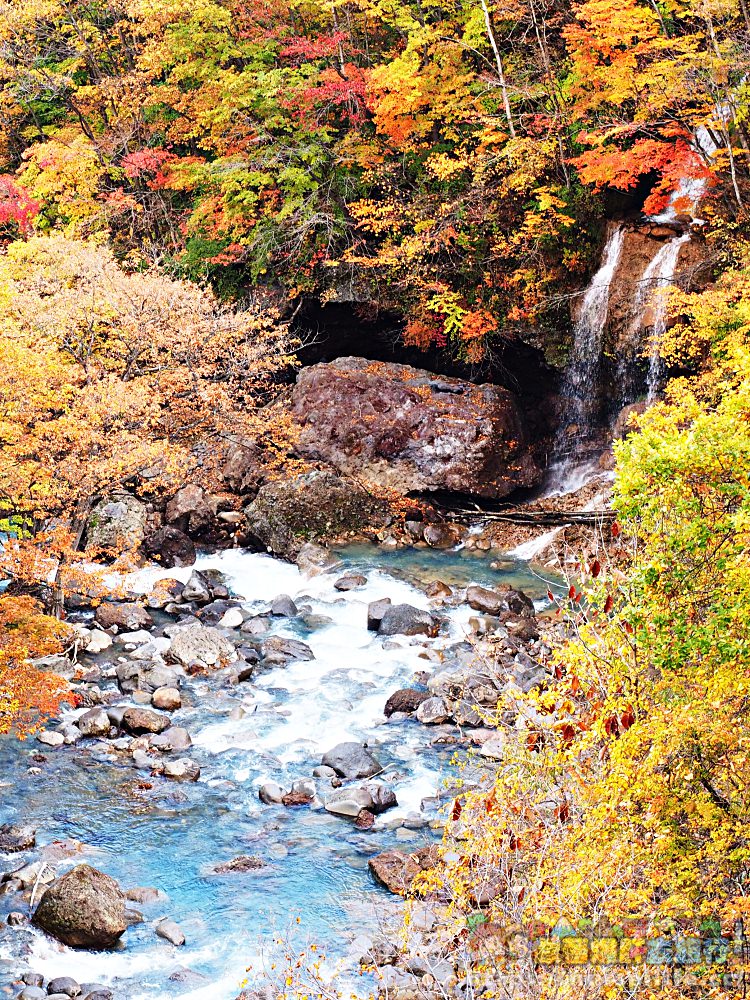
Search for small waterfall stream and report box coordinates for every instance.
[550,225,625,486]
[629,233,691,401]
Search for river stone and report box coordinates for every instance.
[423,523,463,549]
[47,977,81,997]
[8,861,54,888]
[367,598,391,631]
[95,602,153,630]
[86,492,147,556]
[37,730,64,748]
[77,708,111,738]
[85,629,112,654]
[384,689,430,717]
[212,856,266,874]
[122,707,169,735]
[334,574,367,591]
[218,607,244,628]
[180,571,212,604]
[261,636,314,665]
[367,850,422,895]
[324,787,375,817]
[116,629,152,646]
[32,865,127,949]
[165,484,218,535]
[426,580,453,599]
[0,823,35,853]
[291,358,540,498]
[167,623,236,668]
[321,742,381,779]
[466,585,504,615]
[143,525,196,569]
[146,578,185,609]
[140,664,180,692]
[453,699,483,727]
[155,917,185,946]
[151,687,181,711]
[258,782,284,804]
[125,886,162,904]
[150,727,192,751]
[269,594,298,617]
[416,697,451,725]
[21,974,44,988]
[362,782,398,813]
[17,988,45,999]
[163,758,200,782]
[378,604,437,637]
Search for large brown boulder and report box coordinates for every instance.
[32,865,128,949]
[291,358,540,498]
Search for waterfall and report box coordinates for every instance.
[553,226,625,473]
[629,233,690,401]
[649,126,719,225]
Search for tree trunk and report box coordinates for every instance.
[480,0,516,139]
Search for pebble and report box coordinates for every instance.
[47,977,81,997]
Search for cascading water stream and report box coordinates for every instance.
[629,233,690,402]
[549,225,625,489]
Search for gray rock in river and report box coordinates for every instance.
[321,742,382,779]
[180,571,212,604]
[245,471,389,559]
[166,623,237,669]
[121,707,170,735]
[32,865,128,949]
[416,696,451,725]
[383,688,430,717]
[269,594,298,617]
[325,787,374,817]
[258,782,284,804]
[0,823,35,853]
[149,727,192,752]
[367,598,391,632]
[77,708,111,738]
[261,636,314,666]
[378,604,438,637]
[47,976,81,997]
[155,917,185,946]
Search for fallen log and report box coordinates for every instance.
[430,501,615,528]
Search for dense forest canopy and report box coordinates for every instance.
[0,0,748,358]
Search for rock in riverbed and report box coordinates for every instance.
[32,865,128,949]
[0,823,35,853]
[321,742,382,779]
[378,604,438,637]
[384,689,430,717]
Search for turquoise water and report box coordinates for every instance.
[0,545,559,997]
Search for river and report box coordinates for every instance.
[0,543,558,999]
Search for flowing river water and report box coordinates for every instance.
[0,544,558,999]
